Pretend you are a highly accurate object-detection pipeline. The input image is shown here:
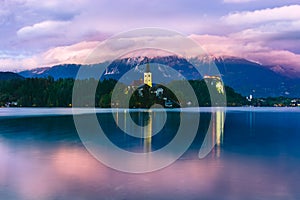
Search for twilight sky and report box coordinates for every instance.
[1,0,300,75]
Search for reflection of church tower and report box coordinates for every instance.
[144,62,152,87]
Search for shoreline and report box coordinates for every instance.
[0,106,299,118]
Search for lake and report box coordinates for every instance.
[0,107,300,200]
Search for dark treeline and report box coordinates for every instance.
[0,77,73,107]
[0,77,247,107]
[0,77,119,107]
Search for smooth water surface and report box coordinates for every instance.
[0,107,300,200]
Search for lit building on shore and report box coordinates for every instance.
[203,75,224,94]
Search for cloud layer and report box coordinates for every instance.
[0,0,300,76]
[222,5,300,25]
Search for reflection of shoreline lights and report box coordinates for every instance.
[248,111,255,135]
[212,110,225,158]
[199,109,225,159]
[115,110,119,126]
[144,111,152,153]
[216,111,224,146]
[117,110,153,153]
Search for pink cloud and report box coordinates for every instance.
[0,41,99,71]
[190,34,300,75]
[222,5,300,25]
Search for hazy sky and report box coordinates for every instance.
[1,0,300,74]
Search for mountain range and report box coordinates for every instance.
[2,56,300,97]
[0,72,24,80]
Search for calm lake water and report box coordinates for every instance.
[0,107,300,200]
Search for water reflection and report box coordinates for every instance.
[1,109,300,199]
[248,110,255,135]
[199,109,225,159]
[112,110,165,153]
[115,109,225,156]
[143,111,152,153]
[214,110,225,157]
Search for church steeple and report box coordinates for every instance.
[146,62,150,73]
[144,60,152,87]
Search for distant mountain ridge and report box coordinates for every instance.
[19,64,79,79]
[13,56,300,97]
[0,72,24,80]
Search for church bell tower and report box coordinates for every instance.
[144,62,152,87]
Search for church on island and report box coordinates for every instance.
[128,62,179,108]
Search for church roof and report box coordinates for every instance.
[145,63,150,73]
